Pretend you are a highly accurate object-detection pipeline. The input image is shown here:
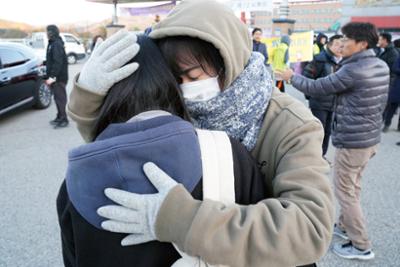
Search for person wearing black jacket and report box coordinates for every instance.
[252,27,269,66]
[302,34,343,156]
[57,35,267,267]
[46,24,69,128]
[378,33,399,132]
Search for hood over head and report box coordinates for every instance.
[280,35,291,46]
[46,24,60,40]
[316,33,328,44]
[150,0,252,88]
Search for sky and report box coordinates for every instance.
[0,0,184,26]
[0,0,304,26]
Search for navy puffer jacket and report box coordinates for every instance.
[292,49,389,149]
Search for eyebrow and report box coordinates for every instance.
[178,65,202,76]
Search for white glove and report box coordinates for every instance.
[78,29,140,95]
[97,162,178,246]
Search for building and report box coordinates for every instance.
[341,0,400,33]
[250,0,342,36]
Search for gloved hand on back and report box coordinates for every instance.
[97,162,178,246]
[78,29,140,95]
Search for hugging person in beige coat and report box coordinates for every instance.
[67,1,334,266]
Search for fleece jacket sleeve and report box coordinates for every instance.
[67,74,105,142]
[155,105,334,267]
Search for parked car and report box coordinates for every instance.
[29,32,86,64]
[0,42,51,116]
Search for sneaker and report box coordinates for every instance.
[49,118,61,126]
[54,119,69,129]
[382,126,389,133]
[332,242,375,260]
[333,224,349,240]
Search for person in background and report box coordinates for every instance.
[379,33,400,132]
[313,33,328,55]
[383,45,400,133]
[252,27,268,66]
[302,34,343,157]
[144,14,161,35]
[276,22,389,261]
[45,24,69,129]
[272,35,290,92]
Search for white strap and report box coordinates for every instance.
[196,129,235,204]
[172,129,234,267]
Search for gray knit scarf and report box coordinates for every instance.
[185,52,273,150]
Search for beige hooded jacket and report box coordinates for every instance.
[67,1,334,266]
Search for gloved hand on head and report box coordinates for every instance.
[78,29,140,95]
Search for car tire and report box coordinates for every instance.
[67,53,77,64]
[34,80,52,109]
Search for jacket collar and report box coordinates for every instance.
[340,49,376,66]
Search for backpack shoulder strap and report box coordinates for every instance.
[172,129,234,267]
[196,129,235,204]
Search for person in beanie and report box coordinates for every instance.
[252,27,268,66]
[272,35,290,92]
[302,34,343,157]
[67,1,334,266]
[313,33,328,55]
[277,22,389,260]
[46,24,69,128]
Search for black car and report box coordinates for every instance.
[0,42,51,116]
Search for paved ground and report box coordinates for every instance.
[0,62,399,267]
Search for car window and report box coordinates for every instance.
[31,35,46,49]
[0,48,29,68]
[64,35,78,44]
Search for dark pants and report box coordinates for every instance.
[311,109,332,156]
[276,80,285,92]
[384,102,400,129]
[51,82,68,121]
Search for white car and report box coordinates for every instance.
[29,32,86,64]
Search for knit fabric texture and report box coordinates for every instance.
[186,52,273,150]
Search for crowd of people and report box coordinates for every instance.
[45,0,398,266]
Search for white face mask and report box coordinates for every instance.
[180,76,220,102]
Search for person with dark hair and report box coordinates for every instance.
[394,38,400,52]
[383,46,400,133]
[90,35,104,54]
[277,22,389,260]
[67,1,334,266]
[313,33,328,55]
[252,27,269,65]
[379,33,400,132]
[302,34,343,157]
[272,35,291,92]
[46,24,69,128]
[58,33,267,267]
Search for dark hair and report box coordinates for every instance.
[92,35,190,138]
[328,34,343,45]
[252,27,262,35]
[46,24,60,39]
[157,36,225,87]
[394,39,400,48]
[379,32,392,43]
[91,35,103,51]
[341,22,378,49]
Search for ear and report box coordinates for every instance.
[360,41,369,50]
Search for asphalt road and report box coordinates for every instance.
[0,62,399,267]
